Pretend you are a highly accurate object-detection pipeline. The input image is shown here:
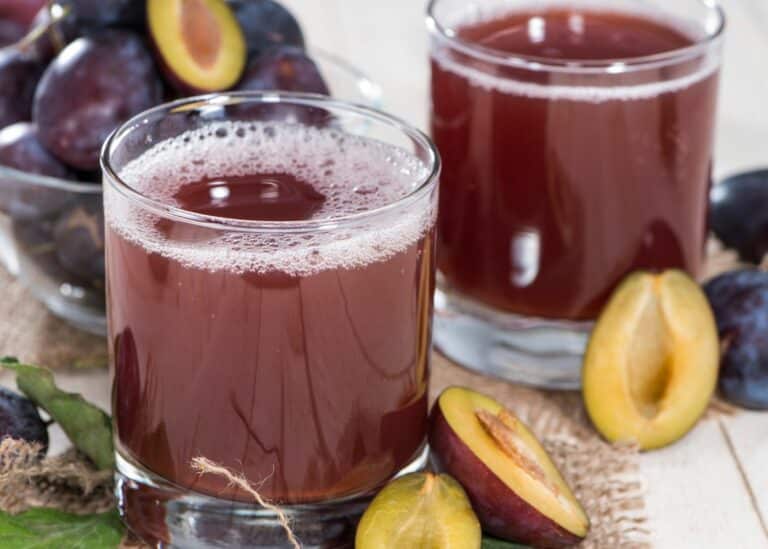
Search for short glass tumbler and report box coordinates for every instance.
[102,93,439,547]
[428,0,725,388]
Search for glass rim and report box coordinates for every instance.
[426,0,726,74]
[101,91,440,234]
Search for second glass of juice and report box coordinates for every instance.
[428,0,725,388]
[102,94,439,547]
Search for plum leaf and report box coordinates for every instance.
[0,508,123,548]
[0,358,113,470]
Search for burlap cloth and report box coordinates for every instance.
[0,241,744,548]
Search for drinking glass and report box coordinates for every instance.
[428,0,725,388]
[102,93,439,547]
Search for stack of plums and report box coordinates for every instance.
[0,0,329,324]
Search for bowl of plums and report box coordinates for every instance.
[0,0,380,335]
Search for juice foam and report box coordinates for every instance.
[106,121,435,275]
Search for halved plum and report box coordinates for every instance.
[356,472,481,549]
[583,270,719,449]
[430,387,589,548]
[148,0,246,93]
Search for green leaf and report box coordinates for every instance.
[1,359,114,470]
[482,536,532,549]
[0,508,123,549]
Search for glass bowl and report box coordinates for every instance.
[0,48,382,335]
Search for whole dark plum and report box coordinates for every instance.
[53,197,104,283]
[27,7,78,63]
[0,123,73,179]
[0,386,48,453]
[0,19,25,48]
[704,269,768,409]
[33,30,163,170]
[710,170,768,264]
[51,0,146,30]
[12,218,73,284]
[0,0,47,26]
[229,0,304,56]
[0,122,75,220]
[238,46,329,95]
[0,49,43,128]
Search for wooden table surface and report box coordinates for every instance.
[1,1,767,547]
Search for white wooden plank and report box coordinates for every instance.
[638,418,767,548]
[721,412,768,540]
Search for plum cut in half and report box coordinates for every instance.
[356,472,481,549]
[583,270,719,449]
[148,0,246,93]
[429,387,589,548]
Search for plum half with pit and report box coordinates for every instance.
[430,387,589,548]
[0,122,75,220]
[33,30,163,170]
[0,49,43,128]
[704,269,768,409]
[0,386,48,453]
[238,45,330,95]
[229,0,304,56]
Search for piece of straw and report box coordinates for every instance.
[190,457,300,549]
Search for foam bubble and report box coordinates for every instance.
[432,0,720,103]
[105,121,435,276]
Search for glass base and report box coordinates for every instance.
[115,445,429,548]
[433,286,592,389]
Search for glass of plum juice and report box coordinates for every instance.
[101,93,439,547]
[428,0,725,388]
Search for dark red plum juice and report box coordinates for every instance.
[106,121,436,503]
[432,7,720,319]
